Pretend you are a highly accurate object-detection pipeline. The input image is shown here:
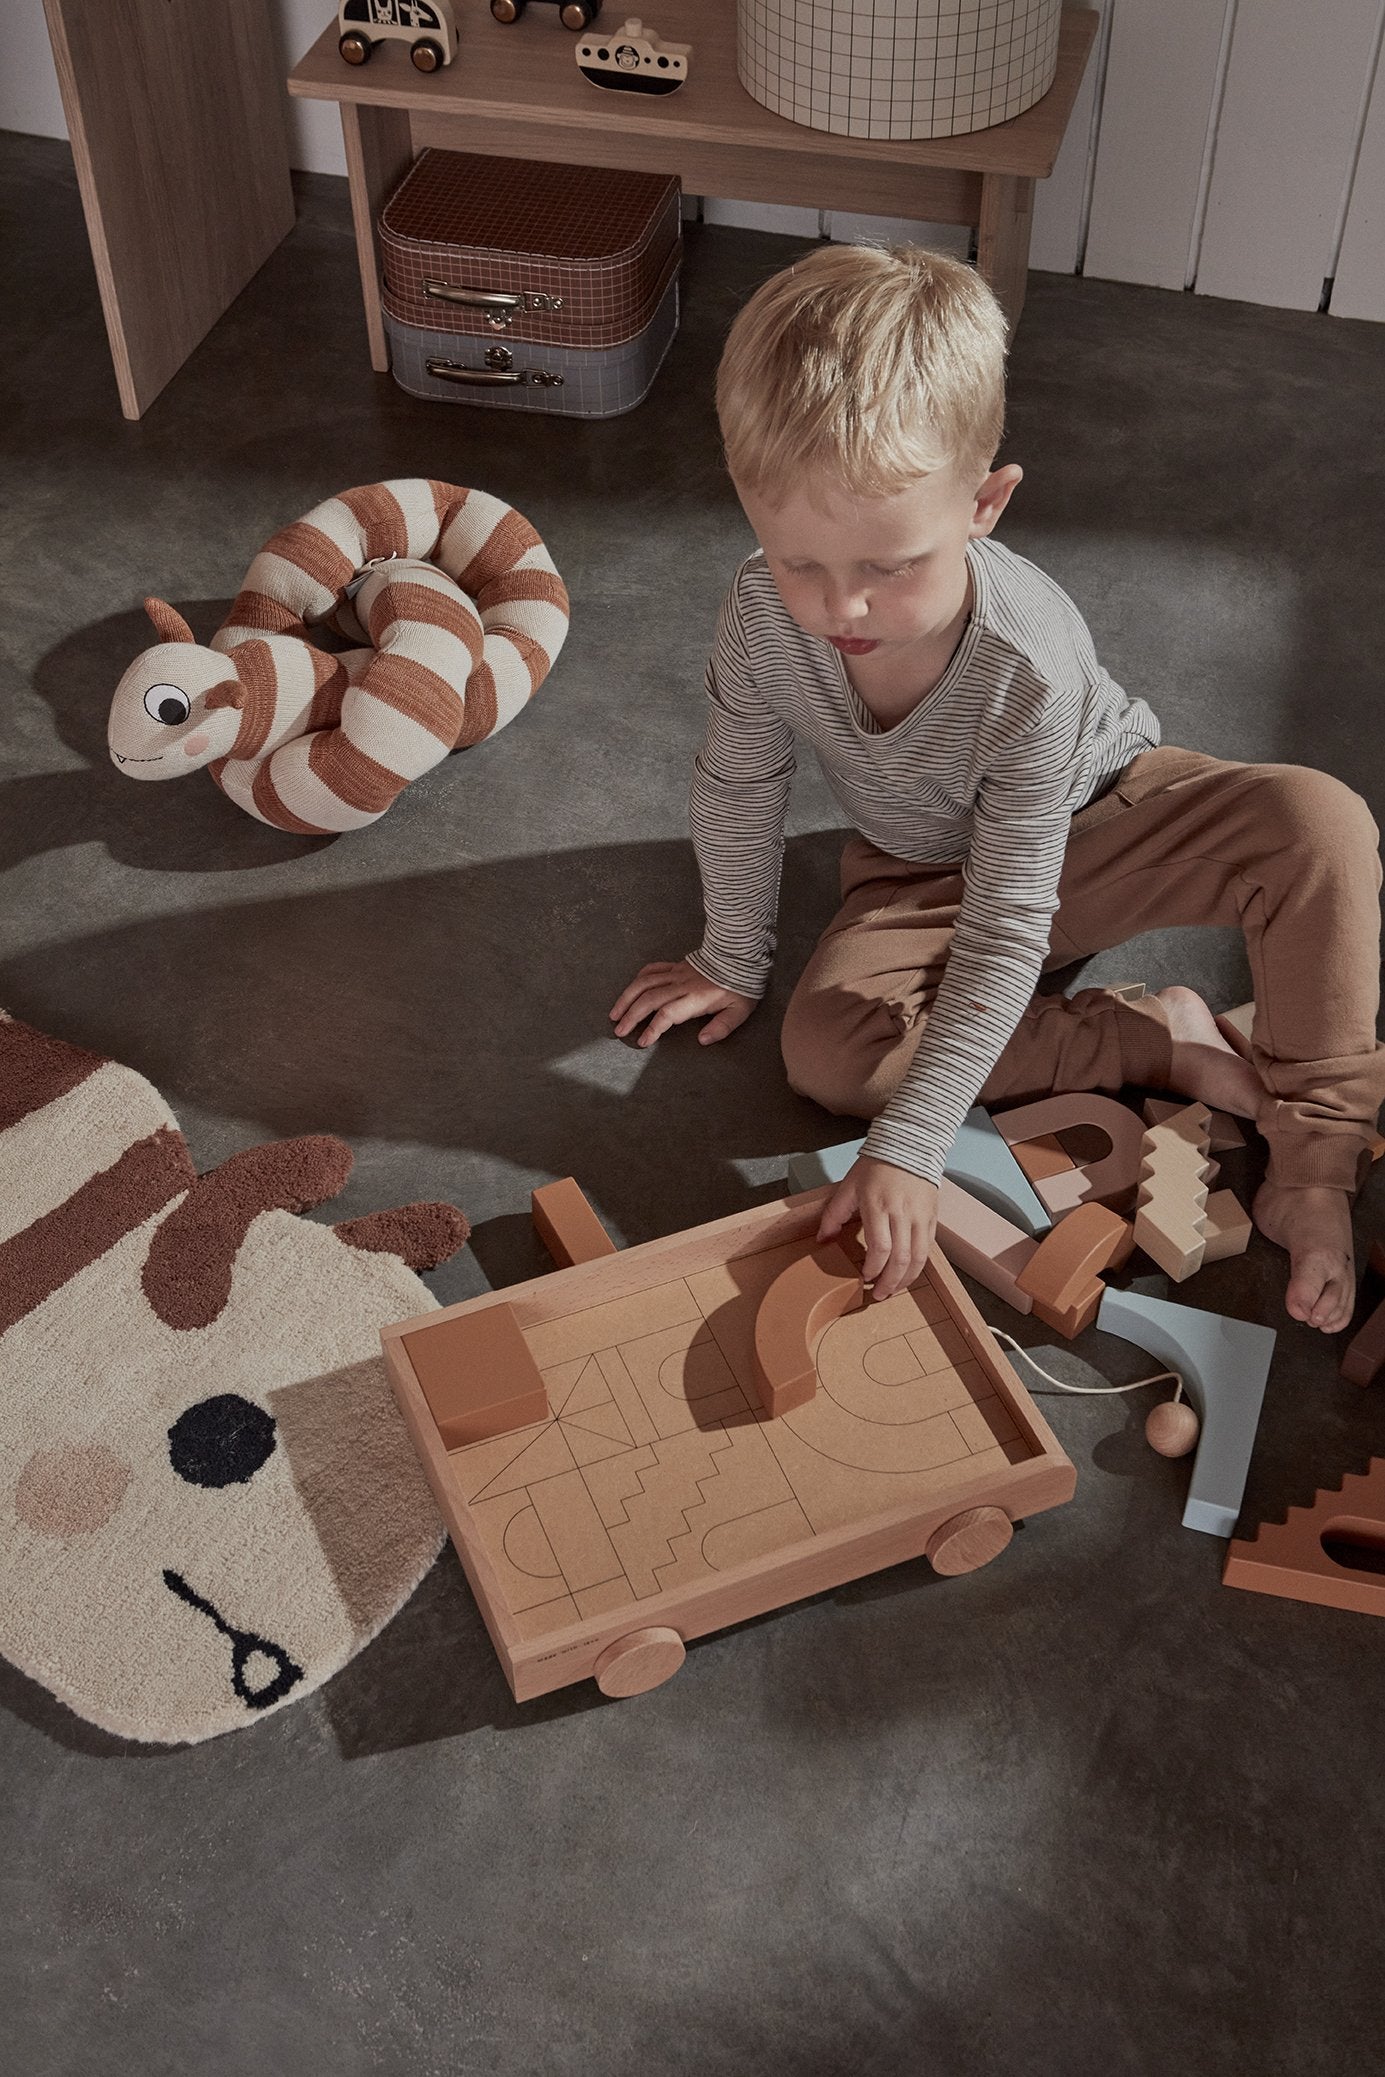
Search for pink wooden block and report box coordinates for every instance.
[936,1179,1038,1315]
[990,1094,1146,1220]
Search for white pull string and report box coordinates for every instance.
[990,1328,1186,1406]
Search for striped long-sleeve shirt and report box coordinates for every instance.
[685,536,1161,1183]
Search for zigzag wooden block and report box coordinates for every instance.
[1224,1459,1385,1615]
[1133,1102,1213,1281]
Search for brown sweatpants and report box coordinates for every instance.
[781,747,1385,1193]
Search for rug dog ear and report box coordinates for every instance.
[334,1202,471,1270]
[143,596,197,645]
[142,1136,355,1329]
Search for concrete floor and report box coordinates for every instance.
[3,129,1384,2076]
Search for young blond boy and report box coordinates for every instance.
[611,245,1384,1330]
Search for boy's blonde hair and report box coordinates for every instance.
[716,244,1008,501]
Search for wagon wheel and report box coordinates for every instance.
[594,1627,685,1697]
[338,30,372,63]
[925,1506,1013,1576]
[560,1,597,28]
[411,37,444,70]
[490,0,523,22]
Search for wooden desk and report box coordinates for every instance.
[288,3,1097,370]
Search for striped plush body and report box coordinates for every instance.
[107,478,569,834]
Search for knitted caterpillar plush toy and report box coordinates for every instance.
[107,478,569,834]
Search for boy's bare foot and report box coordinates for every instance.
[1252,1182,1357,1333]
[1153,985,1265,1119]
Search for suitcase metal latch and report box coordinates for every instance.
[423,282,566,329]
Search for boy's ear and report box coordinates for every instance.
[969,463,1023,540]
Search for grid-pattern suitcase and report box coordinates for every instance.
[380,148,682,350]
[385,276,680,418]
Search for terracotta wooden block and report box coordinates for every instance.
[532,1176,618,1268]
[1143,1096,1245,1153]
[1224,1459,1385,1616]
[402,1302,551,1449]
[380,1188,1076,1701]
[1341,1240,1385,1387]
[1014,1202,1134,1338]
[1097,1286,1275,1537]
[990,1093,1146,1218]
[1010,1133,1074,1184]
[935,1178,1039,1314]
[1200,1189,1252,1265]
[1133,1103,1213,1281]
[753,1241,863,1418]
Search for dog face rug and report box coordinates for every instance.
[0,1012,469,1744]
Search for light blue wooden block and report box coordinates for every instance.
[946,1106,1051,1236]
[789,1115,1050,1237]
[787,1139,864,1194]
[1096,1287,1276,1538]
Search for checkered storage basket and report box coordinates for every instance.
[385,275,680,418]
[380,148,682,348]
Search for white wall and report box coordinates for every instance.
[8,0,1385,318]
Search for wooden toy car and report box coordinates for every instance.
[338,0,458,71]
[576,16,689,93]
[381,1183,1075,1701]
[490,0,600,30]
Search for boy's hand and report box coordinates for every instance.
[818,1155,939,1303]
[610,960,756,1048]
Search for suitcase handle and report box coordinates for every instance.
[426,360,565,389]
[422,281,565,327]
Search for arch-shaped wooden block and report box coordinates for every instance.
[593,1627,686,1697]
[925,1506,1013,1576]
[1014,1201,1134,1338]
[990,1094,1146,1218]
[753,1241,863,1418]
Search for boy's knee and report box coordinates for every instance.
[1256,765,1380,858]
[781,986,903,1119]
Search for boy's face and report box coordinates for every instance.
[735,461,1021,660]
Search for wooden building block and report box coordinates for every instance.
[1015,1202,1135,1339]
[990,1093,1147,1219]
[935,1179,1039,1314]
[1342,1240,1385,1387]
[787,1139,862,1195]
[1097,1286,1275,1538]
[1143,1096,1245,1153]
[944,1107,1051,1236]
[1133,1102,1213,1281]
[1215,1002,1256,1055]
[402,1303,550,1449]
[753,1241,863,1418]
[1224,1459,1385,1616]
[532,1177,618,1268]
[1106,981,1147,1002]
[1010,1133,1074,1184]
[1200,1189,1252,1265]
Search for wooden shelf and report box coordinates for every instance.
[288,3,1098,365]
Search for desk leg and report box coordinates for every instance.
[978,172,1035,332]
[340,101,414,373]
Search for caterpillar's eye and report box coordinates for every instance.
[144,683,191,726]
